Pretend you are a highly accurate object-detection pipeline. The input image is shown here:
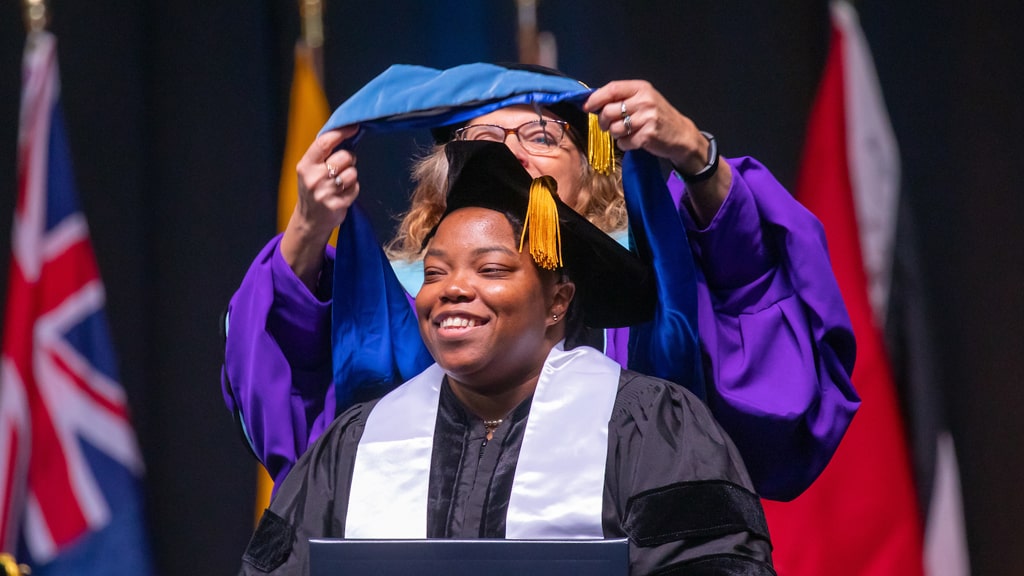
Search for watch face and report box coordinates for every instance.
[676,131,719,184]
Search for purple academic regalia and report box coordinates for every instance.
[222,156,859,501]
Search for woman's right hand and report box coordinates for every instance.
[281,126,361,291]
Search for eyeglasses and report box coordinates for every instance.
[454,119,570,157]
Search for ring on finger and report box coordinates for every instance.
[326,163,339,179]
[334,175,344,187]
[623,114,633,137]
[620,101,628,119]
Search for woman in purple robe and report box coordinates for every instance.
[222,64,859,501]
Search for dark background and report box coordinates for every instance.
[0,0,1021,574]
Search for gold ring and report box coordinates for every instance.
[326,163,339,179]
[620,101,628,118]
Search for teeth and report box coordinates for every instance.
[440,317,477,329]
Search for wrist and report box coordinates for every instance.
[672,131,719,184]
[281,217,333,291]
[288,208,337,249]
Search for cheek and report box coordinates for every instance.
[414,290,434,324]
[555,175,581,207]
[492,284,549,323]
[543,160,584,207]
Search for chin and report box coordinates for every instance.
[429,345,489,378]
[436,357,488,382]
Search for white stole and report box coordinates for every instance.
[345,343,620,539]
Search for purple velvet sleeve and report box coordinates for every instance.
[604,326,630,368]
[221,234,337,486]
[671,157,860,500]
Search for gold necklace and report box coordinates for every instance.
[483,419,503,441]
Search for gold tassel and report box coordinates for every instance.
[519,176,562,270]
[587,113,615,175]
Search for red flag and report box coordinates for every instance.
[762,2,925,574]
[0,31,153,574]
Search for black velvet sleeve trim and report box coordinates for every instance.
[651,554,777,576]
[242,509,295,572]
[623,480,769,546]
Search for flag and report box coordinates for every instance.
[255,42,331,518]
[0,31,154,575]
[276,45,332,236]
[761,1,944,573]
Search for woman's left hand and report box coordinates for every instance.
[584,80,731,225]
[585,80,710,171]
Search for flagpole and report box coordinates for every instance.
[23,0,48,32]
[515,0,557,68]
[6,6,46,572]
[8,12,46,570]
[515,0,539,64]
[299,0,325,84]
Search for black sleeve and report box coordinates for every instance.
[239,402,372,575]
[604,371,775,576]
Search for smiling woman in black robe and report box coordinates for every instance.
[239,141,775,576]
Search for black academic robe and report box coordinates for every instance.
[240,370,775,575]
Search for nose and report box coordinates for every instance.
[439,270,474,303]
[503,137,533,170]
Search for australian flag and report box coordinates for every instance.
[0,31,154,575]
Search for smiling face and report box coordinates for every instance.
[467,106,586,208]
[416,207,574,397]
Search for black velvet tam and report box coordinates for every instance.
[434,140,656,329]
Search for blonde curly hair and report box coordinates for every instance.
[384,144,627,261]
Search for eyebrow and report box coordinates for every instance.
[425,245,518,259]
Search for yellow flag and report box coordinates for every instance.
[277,44,332,238]
[257,43,331,522]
